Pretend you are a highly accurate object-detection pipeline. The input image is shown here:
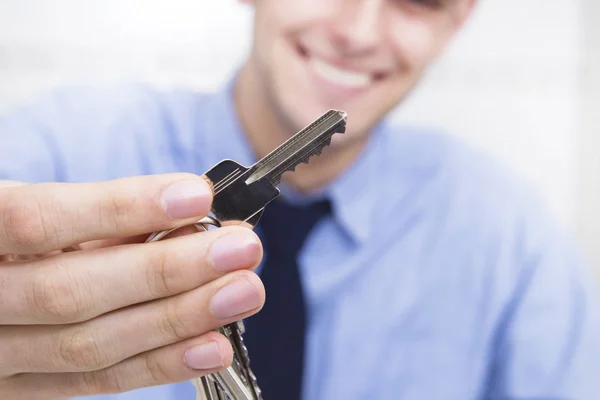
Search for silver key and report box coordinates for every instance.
[146,109,347,399]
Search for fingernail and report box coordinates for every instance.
[210,231,260,272]
[161,180,211,219]
[210,278,261,319]
[184,342,224,370]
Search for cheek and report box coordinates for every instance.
[258,0,338,34]
[387,15,442,75]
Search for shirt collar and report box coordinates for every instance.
[207,77,389,246]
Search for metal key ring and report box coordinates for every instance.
[145,215,222,243]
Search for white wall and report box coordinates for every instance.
[578,0,600,270]
[0,1,253,103]
[0,0,597,268]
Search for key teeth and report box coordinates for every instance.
[268,135,335,186]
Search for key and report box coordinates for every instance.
[204,109,347,228]
[146,109,347,400]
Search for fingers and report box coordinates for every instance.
[1,269,264,376]
[77,223,201,251]
[0,181,26,189]
[3,332,233,399]
[0,173,213,255]
[0,226,263,325]
[0,181,27,262]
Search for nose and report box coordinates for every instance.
[329,0,385,53]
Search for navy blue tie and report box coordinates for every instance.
[243,197,331,400]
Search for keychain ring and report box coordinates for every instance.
[145,216,222,243]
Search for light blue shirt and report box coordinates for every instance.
[2,80,600,399]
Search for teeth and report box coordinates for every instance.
[309,57,371,88]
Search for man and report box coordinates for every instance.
[0,0,598,399]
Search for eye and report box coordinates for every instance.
[394,0,443,11]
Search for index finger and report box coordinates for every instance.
[0,180,27,189]
[0,173,213,255]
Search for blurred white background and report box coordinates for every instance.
[0,0,598,270]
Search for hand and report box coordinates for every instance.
[0,174,265,399]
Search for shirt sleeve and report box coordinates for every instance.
[0,95,69,183]
[488,199,600,399]
[0,84,195,184]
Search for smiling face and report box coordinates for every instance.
[241,0,475,147]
